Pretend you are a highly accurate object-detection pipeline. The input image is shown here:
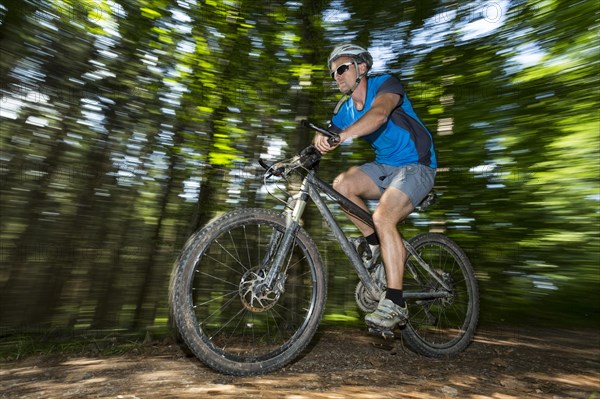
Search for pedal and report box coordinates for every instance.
[368,326,395,340]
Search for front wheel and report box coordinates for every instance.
[401,233,479,357]
[170,209,326,375]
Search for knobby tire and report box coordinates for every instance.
[170,209,326,375]
[401,233,479,357]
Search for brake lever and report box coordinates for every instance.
[258,158,270,170]
[258,158,285,177]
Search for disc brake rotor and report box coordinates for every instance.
[239,267,282,312]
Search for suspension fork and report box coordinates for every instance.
[260,177,310,290]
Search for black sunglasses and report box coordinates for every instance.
[330,62,354,80]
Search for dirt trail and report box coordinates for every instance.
[1,327,598,399]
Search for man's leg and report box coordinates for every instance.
[365,163,436,330]
[372,187,414,292]
[364,188,414,331]
[376,164,436,294]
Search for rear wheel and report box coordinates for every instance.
[401,233,479,357]
[170,209,326,375]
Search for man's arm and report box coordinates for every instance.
[313,92,401,153]
[339,92,401,142]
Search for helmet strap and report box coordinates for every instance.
[343,59,365,95]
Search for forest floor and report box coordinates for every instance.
[0,326,598,399]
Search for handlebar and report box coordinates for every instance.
[259,145,322,178]
[259,120,334,178]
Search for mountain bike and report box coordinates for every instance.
[169,121,479,376]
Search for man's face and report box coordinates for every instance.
[330,56,357,93]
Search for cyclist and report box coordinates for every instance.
[313,43,437,332]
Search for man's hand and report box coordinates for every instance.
[313,132,341,154]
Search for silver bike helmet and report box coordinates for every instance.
[327,43,373,70]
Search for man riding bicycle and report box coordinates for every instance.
[313,43,437,331]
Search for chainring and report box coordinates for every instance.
[354,263,386,313]
[355,282,379,313]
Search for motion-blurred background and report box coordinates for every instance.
[1,0,598,340]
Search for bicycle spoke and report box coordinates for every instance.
[226,230,244,269]
[206,303,246,339]
[205,244,247,275]
[194,288,238,307]
[196,270,239,288]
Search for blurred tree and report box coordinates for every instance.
[1,1,101,327]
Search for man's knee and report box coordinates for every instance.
[332,168,357,196]
[332,173,345,193]
[373,193,412,229]
[372,209,395,231]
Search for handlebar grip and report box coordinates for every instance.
[300,119,312,129]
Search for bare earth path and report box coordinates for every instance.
[1,327,598,399]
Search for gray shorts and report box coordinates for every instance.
[358,162,436,207]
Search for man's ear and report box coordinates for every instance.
[359,62,369,75]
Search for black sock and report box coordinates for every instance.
[386,288,405,307]
[365,233,379,246]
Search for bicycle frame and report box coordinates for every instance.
[262,168,452,303]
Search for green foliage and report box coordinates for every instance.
[0,0,598,344]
